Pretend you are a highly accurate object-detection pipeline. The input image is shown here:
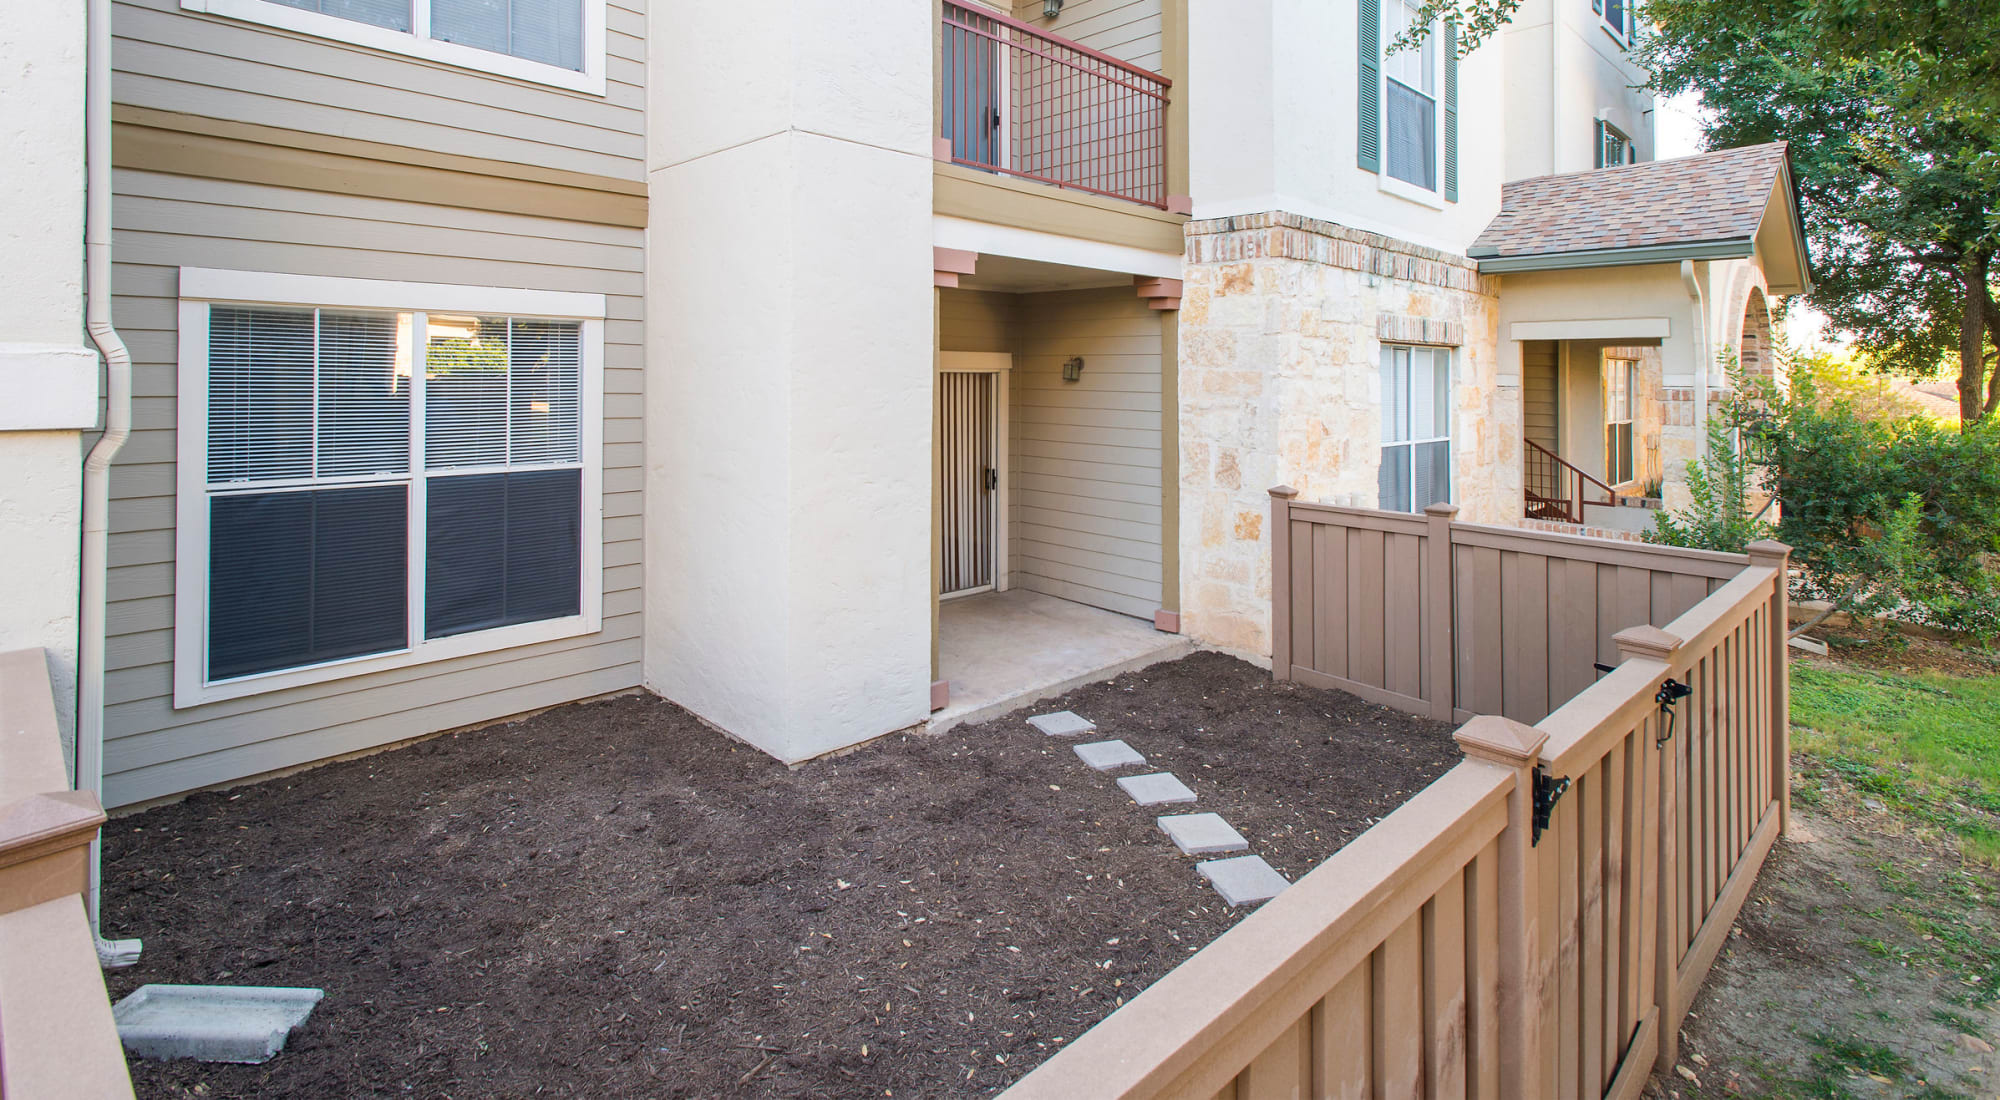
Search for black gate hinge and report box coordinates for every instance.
[1531,768,1570,846]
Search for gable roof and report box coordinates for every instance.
[1469,143,1812,293]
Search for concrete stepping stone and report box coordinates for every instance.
[1157,812,1249,856]
[1117,772,1196,806]
[1027,711,1096,737]
[1197,855,1291,906]
[1073,739,1146,772]
[114,984,324,1064]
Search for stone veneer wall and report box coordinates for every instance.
[1177,211,1506,657]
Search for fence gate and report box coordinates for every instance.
[938,367,1004,597]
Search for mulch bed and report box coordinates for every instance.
[104,651,1460,1098]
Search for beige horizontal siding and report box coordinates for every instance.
[1011,0,1163,73]
[101,169,643,808]
[1009,286,1162,619]
[113,0,645,180]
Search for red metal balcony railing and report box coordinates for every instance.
[1524,437,1618,523]
[941,2,1172,209]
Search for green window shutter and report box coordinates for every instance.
[1358,0,1381,173]
[1443,21,1459,202]
[1593,118,1606,167]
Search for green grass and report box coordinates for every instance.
[1790,664,2000,863]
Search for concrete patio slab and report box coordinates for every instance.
[930,590,1189,734]
[1157,812,1249,855]
[1027,711,1095,738]
[1073,739,1146,771]
[1197,855,1290,906]
[1117,772,1196,806]
[113,984,324,1064]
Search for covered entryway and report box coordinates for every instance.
[930,245,1186,727]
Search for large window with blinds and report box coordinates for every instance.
[180,0,604,93]
[1379,345,1453,513]
[174,270,603,706]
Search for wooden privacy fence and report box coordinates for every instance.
[1267,488,1750,726]
[0,648,134,1098]
[1003,498,1790,1100]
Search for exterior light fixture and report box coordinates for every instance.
[1043,0,1063,18]
[1061,356,1085,382]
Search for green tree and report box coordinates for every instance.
[1638,0,2000,423]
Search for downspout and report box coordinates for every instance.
[1680,260,1708,457]
[81,0,143,968]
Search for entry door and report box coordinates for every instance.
[938,364,1007,597]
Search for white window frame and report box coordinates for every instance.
[1378,343,1457,513]
[180,0,608,96]
[1605,357,1638,485]
[1597,0,1633,46]
[173,268,606,708]
[1376,1,1447,209]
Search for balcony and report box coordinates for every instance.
[940,2,1173,210]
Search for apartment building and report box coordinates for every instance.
[2,0,1808,810]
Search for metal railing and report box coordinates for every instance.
[1525,437,1618,524]
[940,2,1172,209]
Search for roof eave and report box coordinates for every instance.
[1474,238,1756,275]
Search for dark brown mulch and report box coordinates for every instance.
[103,651,1459,1099]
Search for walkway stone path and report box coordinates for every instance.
[1029,709,1292,908]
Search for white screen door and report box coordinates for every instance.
[938,360,1008,597]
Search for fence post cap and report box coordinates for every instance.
[1268,485,1299,499]
[1454,714,1547,768]
[1423,502,1460,519]
[1744,539,1792,563]
[1613,624,1682,661]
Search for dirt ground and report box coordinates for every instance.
[103,651,1460,1099]
[1646,626,2000,1100]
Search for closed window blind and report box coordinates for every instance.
[200,305,584,685]
[1379,345,1452,512]
[1383,0,1439,191]
[265,0,583,71]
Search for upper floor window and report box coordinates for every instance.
[183,0,604,94]
[1597,0,1634,41]
[1596,120,1637,167]
[1382,0,1439,192]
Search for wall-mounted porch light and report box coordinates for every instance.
[1061,356,1085,382]
[1043,0,1063,18]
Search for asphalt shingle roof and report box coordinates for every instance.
[1468,143,1790,260]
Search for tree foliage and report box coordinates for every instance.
[1644,415,1777,554]
[1638,0,2000,422]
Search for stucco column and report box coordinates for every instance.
[643,2,935,761]
[0,0,94,756]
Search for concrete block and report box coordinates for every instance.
[1157,812,1249,855]
[1117,772,1196,806]
[1073,739,1146,771]
[114,984,324,1064]
[1027,711,1096,737]
[1197,855,1291,906]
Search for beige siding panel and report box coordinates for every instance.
[113,0,646,179]
[1011,0,1164,72]
[100,170,644,809]
[1524,340,1559,455]
[1009,286,1162,619]
[939,289,1017,353]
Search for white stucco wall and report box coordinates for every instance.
[644,1,934,762]
[1187,0,1508,256]
[1501,0,1656,180]
[0,0,91,746]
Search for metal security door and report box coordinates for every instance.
[939,370,999,597]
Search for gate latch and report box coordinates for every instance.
[1654,677,1693,746]
[1532,768,1570,846]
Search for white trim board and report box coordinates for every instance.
[1510,318,1670,342]
[932,217,1184,280]
[174,269,606,708]
[179,0,609,96]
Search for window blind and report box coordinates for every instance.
[432,0,584,71]
[272,0,411,32]
[1380,346,1452,512]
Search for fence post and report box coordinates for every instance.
[1454,714,1551,1100]
[1614,624,1685,1074]
[1745,540,1793,835]
[1423,503,1459,721]
[1268,486,1298,681]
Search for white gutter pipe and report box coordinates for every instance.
[1680,260,1709,458]
[81,0,143,969]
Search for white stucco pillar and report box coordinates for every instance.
[643,2,935,761]
[1,0,94,752]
